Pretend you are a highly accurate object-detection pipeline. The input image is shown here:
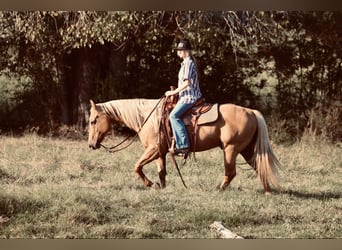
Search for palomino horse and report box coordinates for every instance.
[88,98,281,193]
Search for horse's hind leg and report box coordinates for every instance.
[240,130,257,170]
[220,146,237,190]
[240,143,256,170]
[240,140,272,194]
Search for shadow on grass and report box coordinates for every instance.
[0,194,46,217]
[282,189,342,200]
[0,169,17,183]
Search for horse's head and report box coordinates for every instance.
[88,100,111,149]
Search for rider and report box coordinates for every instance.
[165,38,202,155]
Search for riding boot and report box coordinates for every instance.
[169,137,189,157]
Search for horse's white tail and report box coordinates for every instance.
[252,110,281,192]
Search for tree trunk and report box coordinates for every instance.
[74,47,96,128]
[59,47,96,128]
[58,53,73,125]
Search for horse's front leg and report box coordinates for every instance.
[134,145,159,188]
[155,155,167,188]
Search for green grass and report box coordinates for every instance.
[0,133,341,238]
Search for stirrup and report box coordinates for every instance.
[168,138,189,157]
[169,148,189,155]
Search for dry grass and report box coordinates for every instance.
[0,133,341,238]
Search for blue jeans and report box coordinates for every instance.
[169,102,193,149]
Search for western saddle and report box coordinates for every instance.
[160,87,218,158]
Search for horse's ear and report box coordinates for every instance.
[90,99,96,110]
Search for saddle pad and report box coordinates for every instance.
[197,103,219,125]
[183,103,219,126]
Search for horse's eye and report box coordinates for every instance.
[90,116,99,125]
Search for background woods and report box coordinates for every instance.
[0,11,341,142]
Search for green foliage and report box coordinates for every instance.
[0,11,341,141]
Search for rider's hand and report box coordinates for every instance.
[165,90,176,97]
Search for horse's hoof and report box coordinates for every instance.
[151,183,161,189]
[216,184,226,192]
[265,191,272,195]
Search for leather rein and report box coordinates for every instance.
[99,95,188,189]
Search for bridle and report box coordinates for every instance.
[94,94,188,189]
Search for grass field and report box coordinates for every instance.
[0,133,341,238]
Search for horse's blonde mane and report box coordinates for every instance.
[97,99,162,132]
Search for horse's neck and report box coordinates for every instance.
[101,99,159,132]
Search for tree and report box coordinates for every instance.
[0,11,340,141]
[0,11,160,128]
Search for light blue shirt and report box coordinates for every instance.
[178,56,202,104]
